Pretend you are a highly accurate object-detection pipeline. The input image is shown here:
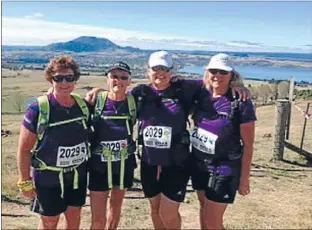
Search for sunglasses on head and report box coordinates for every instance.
[208,69,230,75]
[151,65,172,72]
[110,74,130,81]
[52,75,76,83]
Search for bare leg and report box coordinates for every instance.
[204,199,228,230]
[159,193,181,230]
[90,191,109,229]
[64,206,82,230]
[196,190,206,229]
[38,215,60,230]
[106,187,126,230]
[149,194,165,229]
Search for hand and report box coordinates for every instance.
[21,188,36,200]
[231,86,251,101]
[45,87,53,95]
[85,87,103,105]
[238,178,250,196]
[171,75,184,83]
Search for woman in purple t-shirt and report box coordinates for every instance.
[17,56,89,229]
[190,53,256,229]
[88,61,138,230]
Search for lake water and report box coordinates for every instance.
[180,65,312,83]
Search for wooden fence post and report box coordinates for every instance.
[273,99,290,161]
[285,76,295,140]
[300,103,310,150]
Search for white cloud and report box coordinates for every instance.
[24,13,44,20]
[2,16,310,53]
[2,16,188,46]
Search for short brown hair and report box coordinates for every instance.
[45,56,80,83]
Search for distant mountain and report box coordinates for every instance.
[2,36,142,53]
[44,36,120,52]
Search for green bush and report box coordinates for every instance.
[295,90,312,100]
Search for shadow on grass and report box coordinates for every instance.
[252,163,312,171]
[1,195,29,205]
[2,213,31,218]
[284,141,312,166]
[124,196,146,200]
[281,159,312,168]
[2,112,25,115]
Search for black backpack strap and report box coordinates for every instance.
[132,84,161,114]
[170,81,191,127]
[225,90,241,131]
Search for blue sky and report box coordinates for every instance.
[2,1,312,53]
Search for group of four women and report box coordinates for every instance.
[17,51,256,229]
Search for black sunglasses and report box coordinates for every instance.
[110,74,130,81]
[208,69,230,75]
[52,75,76,83]
[151,65,172,72]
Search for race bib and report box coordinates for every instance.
[101,139,128,162]
[143,126,172,149]
[56,142,87,167]
[191,127,218,155]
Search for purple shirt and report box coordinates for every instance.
[89,96,136,174]
[131,82,199,166]
[23,94,89,187]
[23,94,86,134]
[192,89,257,161]
[197,90,257,133]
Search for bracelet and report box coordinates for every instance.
[17,179,34,192]
[17,179,32,186]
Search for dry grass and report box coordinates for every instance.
[1,69,312,229]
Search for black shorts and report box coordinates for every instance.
[140,160,190,203]
[191,164,209,191]
[33,179,87,216]
[191,158,241,204]
[88,167,134,192]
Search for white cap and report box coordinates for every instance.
[148,51,173,68]
[206,53,234,71]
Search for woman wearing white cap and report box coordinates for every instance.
[86,51,250,229]
[190,53,256,229]
[131,50,196,229]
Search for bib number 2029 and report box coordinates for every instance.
[56,143,87,167]
[144,127,163,138]
[100,140,127,162]
[191,127,218,155]
[102,142,121,152]
[59,146,85,159]
[143,126,172,149]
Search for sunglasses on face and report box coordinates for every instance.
[151,65,172,72]
[110,74,130,81]
[208,69,230,75]
[52,75,76,83]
